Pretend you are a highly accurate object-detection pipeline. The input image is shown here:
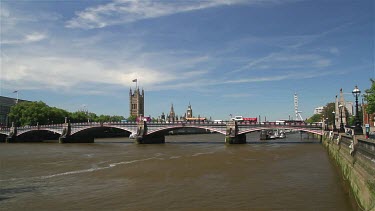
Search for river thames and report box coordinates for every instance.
[1,132,357,210]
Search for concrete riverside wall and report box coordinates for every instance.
[323,132,375,211]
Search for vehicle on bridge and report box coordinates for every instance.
[243,117,257,122]
[231,116,257,123]
[136,116,151,123]
[186,117,207,121]
[231,116,243,121]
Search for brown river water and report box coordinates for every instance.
[0,132,357,210]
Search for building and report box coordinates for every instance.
[363,104,375,127]
[314,106,324,114]
[345,101,354,116]
[0,96,30,127]
[168,104,176,122]
[335,89,348,127]
[129,88,144,117]
[186,103,193,118]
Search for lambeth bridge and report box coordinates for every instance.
[0,120,323,144]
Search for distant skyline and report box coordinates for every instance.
[1,0,374,121]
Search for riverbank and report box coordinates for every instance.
[323,132,375,211]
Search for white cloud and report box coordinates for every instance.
[0,55,202,93]
[329,47,340,55]
[1,32,47,45]
[66,0,300,29]
[0,51,338,95]
[223,70,335,84]
[25,32,46,42]
[234,52,332,73]
[314,59,331,67]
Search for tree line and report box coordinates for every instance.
[8,101,125,127]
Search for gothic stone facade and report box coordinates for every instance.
[129,88,144,117]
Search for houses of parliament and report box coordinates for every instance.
[129,87,198,122]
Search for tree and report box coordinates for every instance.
[306,114,322,123]
[365,79,375,114]
[110,115,125,122]
[8,101,67,126]
[321,102,335,125]
[70,111,89,123]
[8,100,126,126]
[127,115,137,122]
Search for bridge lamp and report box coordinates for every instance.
[338,104,345,133]
[352,85,363,135]
[332,111,336,132]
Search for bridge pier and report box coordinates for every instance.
[225,120,246,144]
[58,122,94,143]
[260,130,268,140]
[5,123,17,143]
[59,135,94,143]
[135,133,165,144]
[134,121,165,144]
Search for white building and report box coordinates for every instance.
[314,106,324,114]
[345,101,354,116]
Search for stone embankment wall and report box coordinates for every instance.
[323,132,375,211]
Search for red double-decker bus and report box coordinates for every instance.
[243,117,257,122]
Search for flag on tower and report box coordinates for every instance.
[132,79,137,82]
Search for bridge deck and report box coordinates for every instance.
[0,121,323,137]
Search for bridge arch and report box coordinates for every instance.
[70,125,134,137]
[147,125,226,135]
[17,128,62,136]
[0,131,9,136]
[14,129,61,142]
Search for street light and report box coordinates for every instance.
[326,118,329,131]
[352,85,363,135]
[332,111,337,132]
[339,104,345,133]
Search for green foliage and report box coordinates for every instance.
[365,79,375,114]
[307,102,336,124]
[8,101,125,126]
[8,101,69,126]
[347,116,355,126]
[321,102,335,124]
[306,114,322,123]
[347,108,362,126]
[95,115,124,122]
[127,115,137,122]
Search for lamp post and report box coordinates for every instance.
[325,118,329,131]
[352,85,363,135]
[332,111,336,132]
[339,104,345,133]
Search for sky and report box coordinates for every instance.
[0,0,374,121]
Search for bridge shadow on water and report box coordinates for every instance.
[247,141,321,144]
[94,140,134,144]
[166,141,223,144]
[165,140,321,144]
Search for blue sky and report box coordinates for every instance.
[1,0,374,121]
